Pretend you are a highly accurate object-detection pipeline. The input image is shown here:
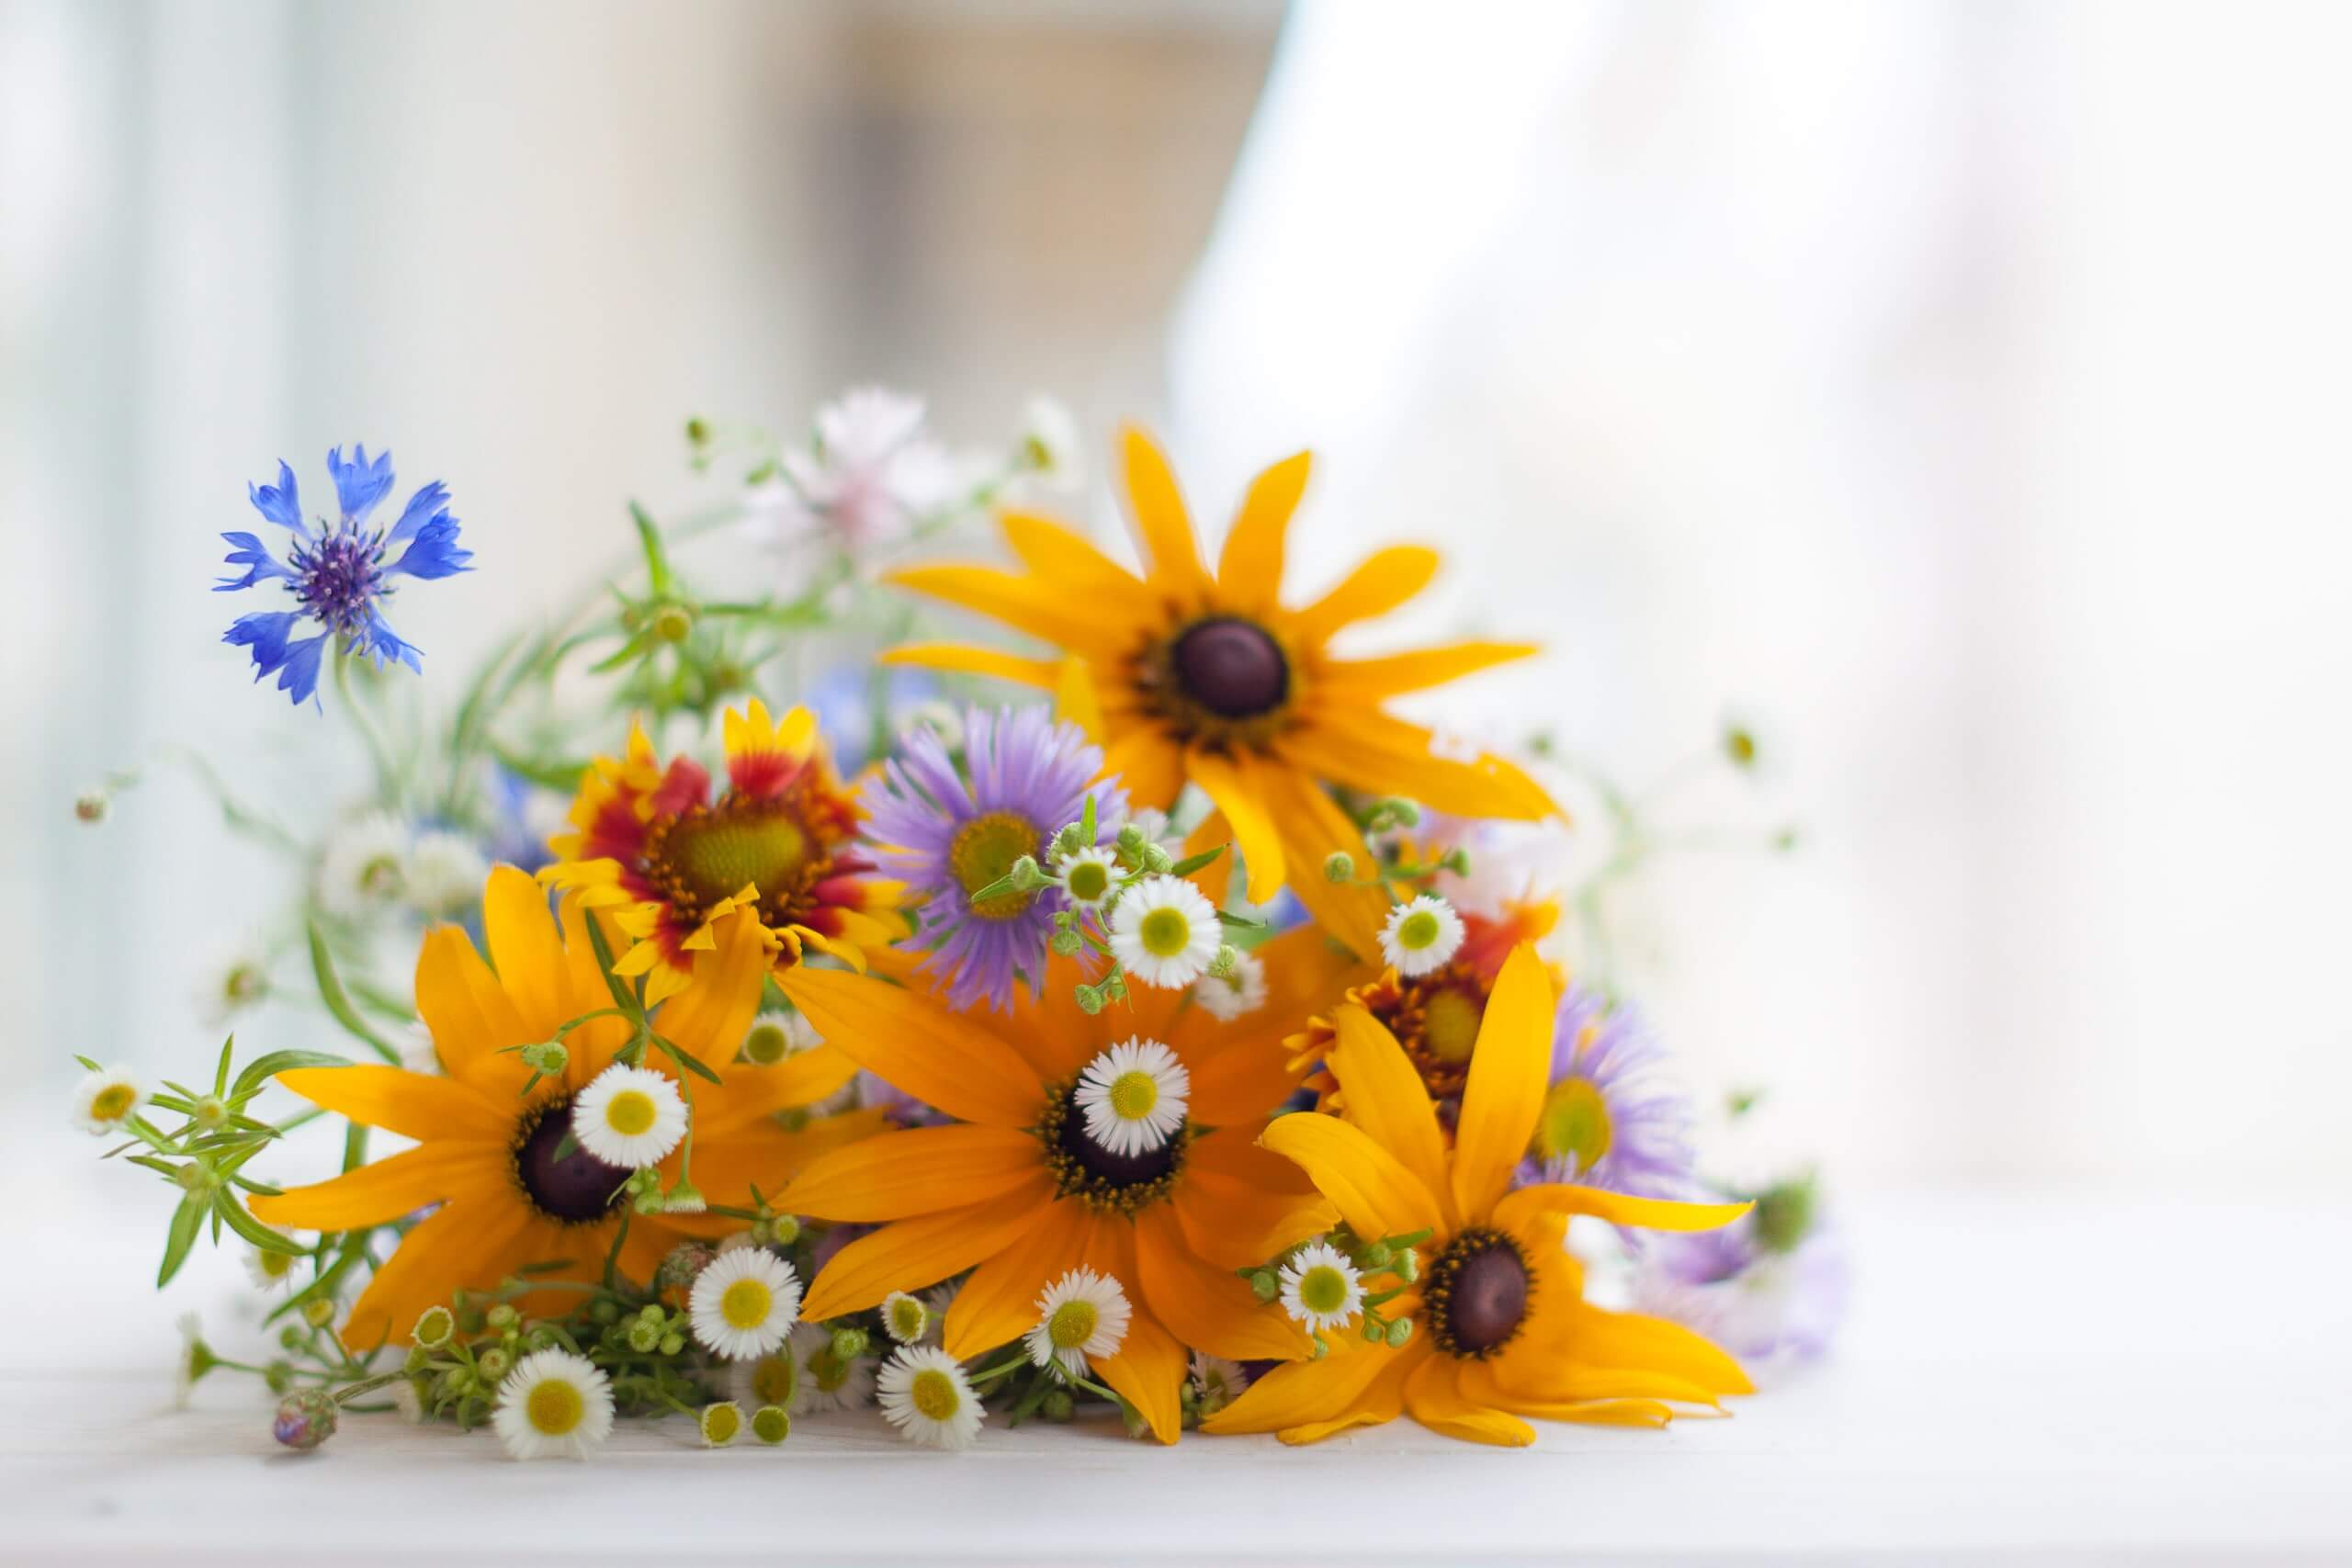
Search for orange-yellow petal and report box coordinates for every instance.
[1259,1109,1446,1242]
[1201,1337,1418,1438]
[273,1066,514,1145]
[878,641,1060,689]
[777,967,1044,1128]
[941,1197,1092,1359]
[1101,728,1187,812]
[648,908,770,1070]
[1001,510,1151,608]
[1404,1351,1535,1447]
[1118,424,1210,600]
[1451,942,1555,1221]
[886,565,1124,659]
[1216,450,1310,612]
[1290,545,1438,642]
[1185,746,1286,905]
[248,1141,499,1231]
[340,1197,537,1351]
[413,923,532,1089]
[1256,761,1391,962]
[778,1124,1042,1223]
[480,864,577,1040]
[1493,1181,1755,1236]
[695,1046,862,1136]
[1134,1203,1311,1361]
[1285,707,1558,821]
[1321,640,1540,698]
[1328,1003,1459,1231]
[1081,1219,1186,1444]
[798,1171,1057,1319]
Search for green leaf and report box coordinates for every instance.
[1215,909,1266,931]
[346,976,420,1024]
[587,627,656,675]
[1080,791,1097,843]
[581,911,644,1019]
[158,1195,205,1286]
[1167,845,1227,878]
[488,744,589,795]
[651,1034,723,1085]
[213,1034,236,1096]
[307,922,401,1063]
[213,1192,299,1254]
[629,502,677,596]
[230,1048,350,1104]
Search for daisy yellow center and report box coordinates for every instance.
[1106,1070,1159,1122]
[1065,858,1111,903]
[1395,909,1442,951]
[910,1368,961,1422]
[1138,907,1192,958]
[1420,985,1484,1066]
[749,1354,797,1405]
[888,1299,926,1339]
[257,1249,296,1281]
[526,1379,584,1436]
[742,1023,790,1066]
[1047,1299,1099,1351]
[603,1089,658,1137]
[89,1084,136,1122]
[720,1278,774,1330]
[703,1404,741,1443]
[666,810,809,906]
[1534,1077,1612,1169]
[949,810,1041,921]
[811,1347,851,1392]
[1296,1265,1351,1316]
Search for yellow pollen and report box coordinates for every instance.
[1106,1070,1159,1121]
[526,1379,584,1436]
[604,1089,658,1137]
[1297,1265,1350,1315]
[720,1278,773,1330]
[1535,1077,1613,1168]
[1047,1300,1099,1350]
[1138,907,1191,958]
[89,1085,135,1122]
[910,1368,961,1422]
[949,811,1042,921]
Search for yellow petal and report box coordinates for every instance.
[1404,1352,1535,1447]
[249,1142,497,1231]
[1174,1128,1338,1267]
[777,966,1044,1128]
[695,1045,862,1135]
[1001,510,1150,606]
[1258,761,1392,962]
[1216,450,1310,611]
[339,1198,537,1351]
[413,923,532,1089]
[1053,656,1103,743]
[1184,746,1286,904]
[683,1108,891,1207]
[1260,1110,1447,1242]
[1118,424,1209,598]
[1321,640,1540,698]
[1101,728,1187,812]
[777,1124,1042,1223]
[1554,1302,1757,1397]
[885,565,1121,658]
[1493,1181,1755,1235]
[1133,1203,1311,1361]
[1451,942,1555,1221]
[648,908,769,1070]
[1284,708,1559,820]
[1202,1337,1417,1438]
[941,1198,1091,1359]
[797,1173,1057,1319]
[1291,545,1438,642]
[1328,1004,1459,1231]
[273,1066,514,1144]
[481,864,574,1039]
[878,641,1059,689]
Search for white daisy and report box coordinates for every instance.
[1054,844,1119,909]
[729,1348,799,1412]
[699,1400,744,1447]
[771,387,956,550]
[1107,874,1221,988]
[1071,1039,1189,1157]
[70,1063,143,1135]
[315,811,409,919]
[1188,1351,1250,1416]
[688,1247,803,1361]
[881,1291,931,1346]
[740,1009,820,1067]
[571,1064,689,1168]
[876,1346,984,1450]
[1125,807,1181,849]
[193,936,272,1027]
[244,1240,305,1292]
[174,1314,214,1409]
[401,829,489,919]
[1379,894,1465,977]
[1018,395,1083,491]
[919,1281,961,1346]
[390,1376,428,1425]
[1192,947,1267,1021]
[1277,1241,1365,1333]
[788,1321,876,1414]
[492,1348,614,1461]
[1023,1267,1131,1379]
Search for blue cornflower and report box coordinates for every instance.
[218,446,471,705]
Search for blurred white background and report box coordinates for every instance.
[6,0,2349,1201]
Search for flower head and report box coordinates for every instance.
[219,448,470,705]
[245,1243,304,1293]
[698,1400,744,1447]
[1380,895,1465,977]
[1276,1241,1365,1334]
[194,936,272,1027]
[1193,947,1267,1022]
[787,1320,876,1414]
[1017,396,1083,491]
[571,1064,689,1169]
[1071,1038,1190,1158]
[688,1247,804,1361]
[315,812,410,920]
[1054,845,1119,910]
[1518,987,1695,1200]
[402,829,490,919]
[272,1387,338,1451]
[876,1346,984,1450]
[1108,874,1221,988]
[1023,1267,1133,1378]
[71,1063,143,1134]
[175,1313,216,1408]
[862,705,1124,1010]
[492,1348,615,1461]
[730,1348,799,1413]
[766,388,955,551]
[1188,1351,1250,1417]
[881,1291,931,1346]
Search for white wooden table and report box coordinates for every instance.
[6,1120,2347,1565]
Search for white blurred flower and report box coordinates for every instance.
[771,388,956,551]
[1017,396,1083,491]
[402,829,488,919]
[193,936,272,1027]
[315,812,409,920]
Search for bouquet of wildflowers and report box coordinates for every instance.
[74,392,1841,1459]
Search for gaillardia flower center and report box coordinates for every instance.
[1534,1077,1613,1169]
[1171,616,1289,718]
[1037,1076,1187,1214]
[1424,1227,1533,1359]
[948,810,1042,921]
[651,803,812,911]
[513,1098,631,1224]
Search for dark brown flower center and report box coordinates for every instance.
[1424,1227,1533,1359]
[513,1097,630,1224]
[1171,616,1289,718]
[1036,1077,1185,1214]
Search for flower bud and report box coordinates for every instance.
[74,792,108,824]
[272,1388,337,1452]
[830,1325,868,1363]
[1048,928,1083,958]
[1055,821,1086,856]
[413,1305,456,1350]
[751,1404,791,1445]
[627,1319,662,1354]
[485,1303,520,1332]
[301,1299,335,1330]
[1385,1317,1413,1348]
[1114,823,1147,860]
[476,1346,511,1381]
[1249,1270,1279,1303]
[651,604,695,644]
[1139,842,1173,873]
[1008,855,1047,892]
[1322,852,1355,884]
[189,1094,229,1132]
[664,1179,707,1215]
[519,1041,569,1075]
[1207,944,1238,980]
[1074,984,1105,1016]
[1041,1389,1075,1422]
[659,1332,684,1357]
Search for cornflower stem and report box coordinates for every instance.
[332,653,399,800]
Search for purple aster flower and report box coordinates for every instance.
[1630,1189,1849,1366]
[1514,985,1695,1199]
[218,446,471,705]
[862,705,1125,1011]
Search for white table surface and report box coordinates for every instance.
[6,1116,2348,1567]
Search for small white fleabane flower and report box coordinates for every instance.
[919,1282,960,1346]
[1054,845,1118,908]
[492,1349,614,1461]
[1072,1039,1189,1157]
[1126,807,1180,849]
[391,1376,427,1424]
[1379,894,1465,977]
[71,1064,143,1135]
[315,811,409,919]
[1023,1267,1132,1378]
[699,1400,744,1447]
[194,937,271,1026]
[740,1009,820,1067]
[876,1346,984,1450]
[732,1348,799,1413]
[1188,1351,1250,1416]
[688,1247,803,1361]
[571,1064,688,1168]
[882,1292,931,1346]
[775,387,955,550]
[1108,874,1221,987]
[1278,1241,1366,1333]
[401,829,489,919]
[790,1322,876,1414]
[1018,395,1082,491]
[245,1242,304,1292]
[1193,947,1268,1021]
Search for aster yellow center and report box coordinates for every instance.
[949,811,1041,921]
[1296,1265,1350,1315]
[668,811,809,906]
[910,1368,961,1421]
[1535,1077,1612,1169]
[604,1089,658,1137]
[89,1084,135,1122]
[1420,986,1484,1066]
[1138,908,1192,958]
[526,1379,584,1436]
[1106,1071,1159,1122]
[1047,1300,1099,1350]
[720,1278,774,1330]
